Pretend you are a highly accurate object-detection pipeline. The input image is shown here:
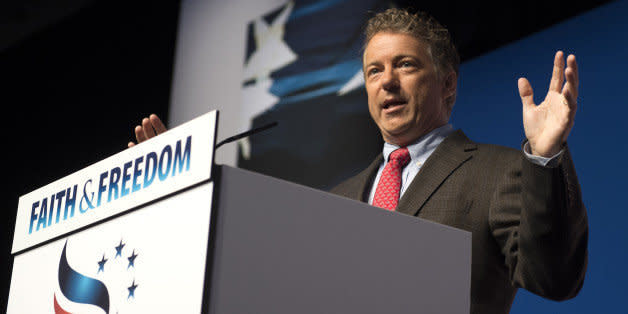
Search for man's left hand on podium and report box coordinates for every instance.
[127,114,168,148]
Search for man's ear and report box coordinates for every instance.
[442,70,457,98]
[442,70,458,111]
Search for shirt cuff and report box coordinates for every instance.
[522,141,564,168]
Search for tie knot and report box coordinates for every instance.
[389,147,410,168]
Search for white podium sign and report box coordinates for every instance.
[8,111,218,313]
[12,111,217,254]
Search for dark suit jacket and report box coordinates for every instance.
[331,130,588,314]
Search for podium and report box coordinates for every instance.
[8,111,470,313]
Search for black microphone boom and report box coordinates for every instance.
[215,122,278,149]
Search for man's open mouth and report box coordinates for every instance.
[382,99,406,110]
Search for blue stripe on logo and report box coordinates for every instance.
[58,241,110,313]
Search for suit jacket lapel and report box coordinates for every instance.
[353,154,384,202]
[396,130,477,216]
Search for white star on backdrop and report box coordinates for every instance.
[240,1,296,159]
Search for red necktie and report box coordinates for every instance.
[372,147,410,211]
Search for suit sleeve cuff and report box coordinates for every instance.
[522,141,564,168]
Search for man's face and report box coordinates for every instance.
[363,32,453,146]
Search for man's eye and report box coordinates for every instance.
[368,68,381,76]
[400,61,414,67]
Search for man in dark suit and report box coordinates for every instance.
[130,8,587,314]
[330,8,587,314]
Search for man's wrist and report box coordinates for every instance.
[523,141,564,168]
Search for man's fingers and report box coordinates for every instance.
[142,117,156,139]
[129,114,167,148]
[565,55,579,99]
[135,125,147,143]
[150,114,167,134]
[560,54,579,109]
[567,54,579,87]
[562,84,578,111]
[563,68,578,104]
[549,51,565,92]
[518,77,535,109]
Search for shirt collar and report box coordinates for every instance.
[382,124,455,163]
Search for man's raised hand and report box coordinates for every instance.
[518,51,578,157]
[128,114,168,148]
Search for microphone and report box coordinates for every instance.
[215,122,278,149]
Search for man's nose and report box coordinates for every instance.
[381,68,399,91]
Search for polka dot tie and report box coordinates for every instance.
[373,147,411,211]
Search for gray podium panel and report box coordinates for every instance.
[209,166,470,314]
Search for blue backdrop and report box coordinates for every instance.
[452,1,628,312]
